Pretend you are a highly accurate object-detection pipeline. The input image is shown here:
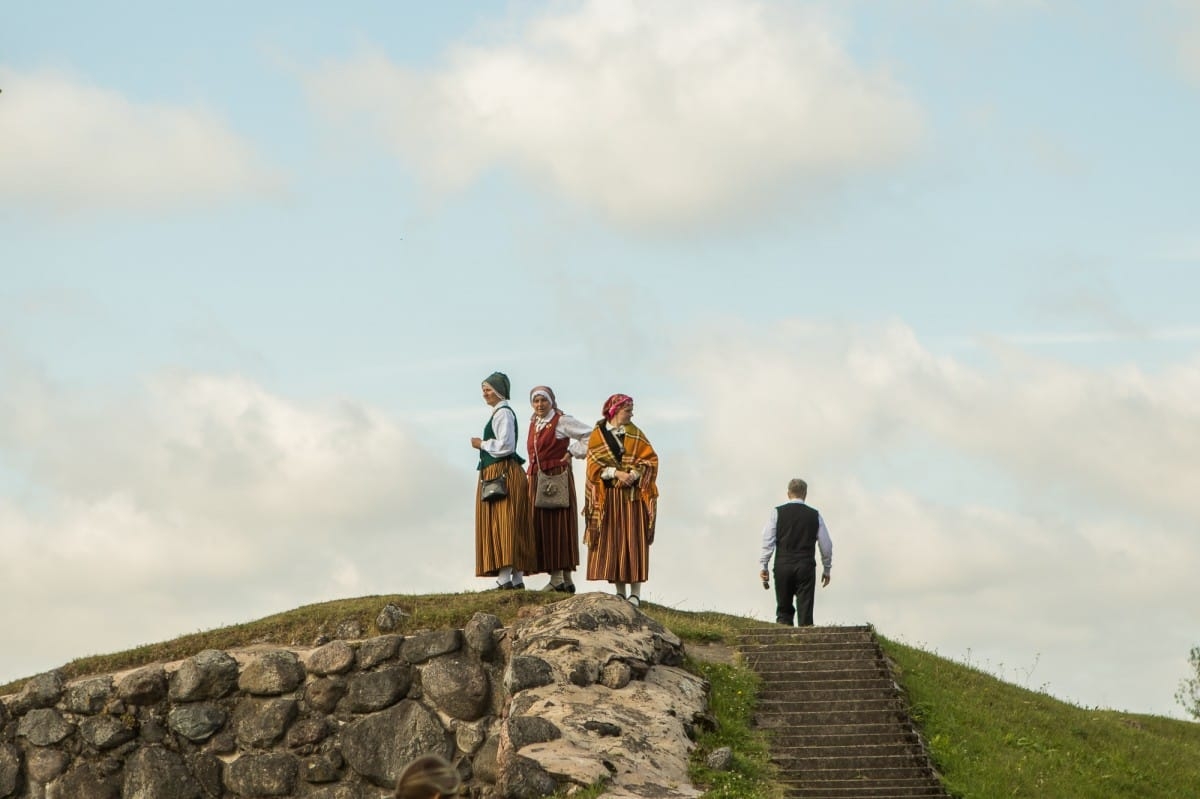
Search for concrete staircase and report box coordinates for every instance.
[736,625,950,799]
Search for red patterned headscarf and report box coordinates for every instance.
[602,393,633,421]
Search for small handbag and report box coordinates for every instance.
[534,469,570,509]
[480,473,508,502]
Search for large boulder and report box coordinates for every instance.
[223,753,298,797]
[498,593,707,799]
[66,676,113,714]
[340,700,452,788]
[422,655,490,721]
[122,747,202,799]
[170,649,240,701]
[18,708,74,746]
[238,651,305,696]
[116,665,167,706]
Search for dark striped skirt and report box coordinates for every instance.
[528,464,580,573]
[586,485,651,584]
[475,459,536,577]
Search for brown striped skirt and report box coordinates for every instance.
[528,463,580,573]
[475,459,536,577]
[586,484,651,584]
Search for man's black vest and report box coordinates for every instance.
[773,502,820,567]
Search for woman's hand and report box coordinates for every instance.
[471,437,483,450]
[615,470,637,487]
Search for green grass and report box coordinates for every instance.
[5,593,1199,799]
[881,636,1200,798]
[686,658,780,799]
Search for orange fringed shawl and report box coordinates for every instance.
[583,422,659,546]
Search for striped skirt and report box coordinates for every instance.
[586,485,651,584]
[475,459,536,577]
[528,464,580,573]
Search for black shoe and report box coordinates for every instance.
[511,582,526,590]
[493,581,514,591]
[565,583,576,594]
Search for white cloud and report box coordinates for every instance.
[304,0,922,230]
[0,368,467,681]
[0,67,280,211]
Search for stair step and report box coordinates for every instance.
[767,731,920,748]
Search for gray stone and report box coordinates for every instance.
[344,666,411,713]
[400,630,461,664]
[238,651,305,696]
[507,716,561,751]
[341,700,452,788]
[65,677,113,714]
[422,655,489,721]
[501,755,558,799]
[356,635,401,669]
[569,659,599,687]
[138,713,167,743]
[205,731,236,756]
[21,672,65,710]
[705,746,734,771]
[600,660,632,689]
[455,718,492,757]
[223,752,298,797]
[334,618,364,640]
[122,747,202,799]
[0,744,20,797]
[305,640,355,676]
[474,735,500,785]
[18,708,74,746]
[0,699,7,727]
[285,716,329,749]
[170,650,240,702]
[186,752,223,798]
[375,603,408,633]
[79,715,137,750]
[464,613,503,659]
[504,656,555,694]
[304,677,346,714]
[168,704,227,742]
[116,666,167,706]
[302,754,341,784]
[233,697,298,749]
[51,763,121,799]
[26,748,69,783]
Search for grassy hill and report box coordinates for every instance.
[4,591,1198,798]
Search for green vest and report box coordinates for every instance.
[478,405,526,470]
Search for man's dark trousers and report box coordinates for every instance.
[774,561,816,626]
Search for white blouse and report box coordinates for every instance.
[480,401,518,458]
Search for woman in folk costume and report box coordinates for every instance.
[471,371,536,590]
[527,385,591,593]
[584,393,659,607]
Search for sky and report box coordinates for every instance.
[2,0,1198,719]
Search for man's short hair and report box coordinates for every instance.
[787,478,808,498]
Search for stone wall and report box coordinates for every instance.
[0,594,709,799]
